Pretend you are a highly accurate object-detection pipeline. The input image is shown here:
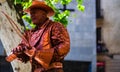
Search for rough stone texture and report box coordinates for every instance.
[105,59,120,72]
[0,1,31,72]
[101,0,120,54]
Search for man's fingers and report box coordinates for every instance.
[12,48,17,54]
[12,46,24,53]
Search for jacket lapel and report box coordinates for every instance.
[30,29,44,47]
[30,20,50,47]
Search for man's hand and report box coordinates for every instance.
[12,45,26,54]
[25,47,36,58]
[12,44,36,58]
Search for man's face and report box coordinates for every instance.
[30,8,47,25]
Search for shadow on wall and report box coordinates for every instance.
[63,60,91,72]
[0,56,13,72]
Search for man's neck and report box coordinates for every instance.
[36,18,49,29]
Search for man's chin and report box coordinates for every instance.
[32,22,37,25]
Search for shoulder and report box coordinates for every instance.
[49,21,68,33]
[50,21,66,30]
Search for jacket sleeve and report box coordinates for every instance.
[51,22,70,61]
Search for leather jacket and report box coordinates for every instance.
[17,19,70,72]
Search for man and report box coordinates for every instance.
[11,0,70,72]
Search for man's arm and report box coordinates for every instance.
[51,22,70,61]
[9,31,31,63]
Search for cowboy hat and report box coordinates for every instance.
[24,0,55,17]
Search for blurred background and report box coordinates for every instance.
[1,0,120,72]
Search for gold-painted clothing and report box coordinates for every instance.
[17,19,70,72]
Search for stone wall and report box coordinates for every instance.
[0,1,31,72]
[101,0,120,54]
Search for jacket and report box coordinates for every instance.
[17,19,70,71]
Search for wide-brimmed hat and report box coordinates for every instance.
[24,0,55,17]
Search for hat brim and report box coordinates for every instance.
[24,2,54,17]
